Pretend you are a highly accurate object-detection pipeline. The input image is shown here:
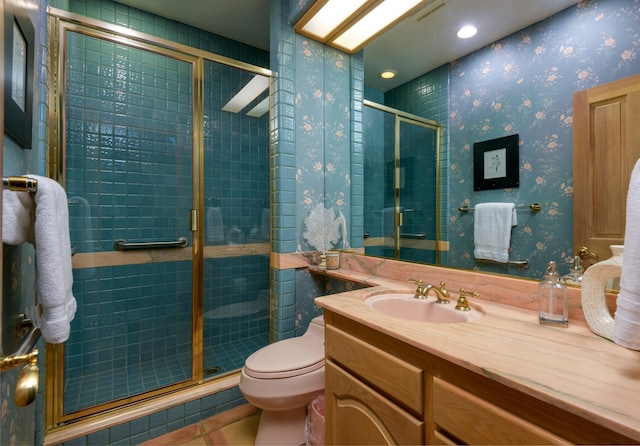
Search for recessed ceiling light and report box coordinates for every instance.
[457,25,477,39]
[380,70,397,79]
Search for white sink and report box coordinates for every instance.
[364,293,485,323]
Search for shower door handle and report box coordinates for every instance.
[113,237,189,251]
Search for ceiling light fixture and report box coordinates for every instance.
[457,25,477,39]
[246,97,269,118]
[380,70,397,79]
[294,0,428,54]
[222,75,269,113]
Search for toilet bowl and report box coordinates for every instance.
[240,315,325,446]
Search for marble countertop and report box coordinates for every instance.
[313,258,640,442]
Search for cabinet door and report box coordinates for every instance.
[326,361,423,446]
[573,73,640,265]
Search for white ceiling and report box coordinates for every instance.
[114,0,579,92]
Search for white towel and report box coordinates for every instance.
[3,176,76,344]
[382,207,394,240]
[260,208,269,240]
[473,202,517,263]
[614,160,640,350]
[2,188,35,245]
[206,207,224,243]
[69,196,96,277]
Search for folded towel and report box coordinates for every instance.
[31,176,77,344]
[260,208,269,240]
[69,196,96,277]
[614,160,640,350]
[2,188,35,245]
[3,176,77,343]
[382,207,395,240]
[206,207,224,243]
[473,202,517,263]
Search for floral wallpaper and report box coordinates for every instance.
[295,37,352,254]
[447,0,640,278]
[380,0,640,279]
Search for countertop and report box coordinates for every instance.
[313,260,640,442]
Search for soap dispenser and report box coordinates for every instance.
[561,255,584,286]
[538,261,568,326]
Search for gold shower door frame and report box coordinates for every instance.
[46,8,273,428]
[363,100,443,262]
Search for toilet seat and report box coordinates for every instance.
[244,336,324,379]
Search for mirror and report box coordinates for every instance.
[361,0,638,280]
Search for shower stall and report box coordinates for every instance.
[48,9,271,425]
[362,100,442,264]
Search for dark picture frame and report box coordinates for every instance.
[473,134,519,191]
[4,0,34,149]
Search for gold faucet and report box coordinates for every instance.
[424,281,450,303]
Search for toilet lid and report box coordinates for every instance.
[244,336,324,379]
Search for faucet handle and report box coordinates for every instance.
[436,281,450,303]
[456,288,479,311]
[408,278,425,299]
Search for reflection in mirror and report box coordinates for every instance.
[363,100,443,265]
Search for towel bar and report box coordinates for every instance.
[459,202,541,213]
[400,232,426,239]
[1,323,40,372]
[3,176,38,192]
[476,258,530,269]
[113,237,189,251]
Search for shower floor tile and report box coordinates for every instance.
[64,334,269,413]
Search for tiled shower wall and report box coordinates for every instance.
[49,0,271,442]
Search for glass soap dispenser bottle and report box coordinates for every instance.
[538,260,568,327]
[561,255,584,286]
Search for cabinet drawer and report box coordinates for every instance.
[325,325,423,413]
[432,377,569,445]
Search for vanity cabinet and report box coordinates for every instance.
[324,310,635,445]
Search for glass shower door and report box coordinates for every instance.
[64,30,195,416]
[201,60,270,379]
[397,117,440,264]
[363,102,441,264]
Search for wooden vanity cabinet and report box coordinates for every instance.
[324,311,635,445]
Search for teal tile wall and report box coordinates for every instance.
[46,0,271,443]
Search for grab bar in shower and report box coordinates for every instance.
[475,258,530,269]
[113,237,189,251]
[3,176,38,192]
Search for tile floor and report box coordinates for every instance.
[140,404,260,445]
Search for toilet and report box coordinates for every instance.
[240,315,325,446]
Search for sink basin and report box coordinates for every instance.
[364,293,485,323]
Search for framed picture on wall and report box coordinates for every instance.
[4,0,34,149]
[473,134,519,191]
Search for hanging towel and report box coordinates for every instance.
[382,207,395,240]
[206,207,224,243]
[473,202,517,263]
[382,207,403,246]
[69,196,96,278]
[2,188,35,245]
[32,176,77,344]
[614,159,640,350]
[3,176,77,344]
[260,208,269,240]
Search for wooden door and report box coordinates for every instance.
[573,74,640,266]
